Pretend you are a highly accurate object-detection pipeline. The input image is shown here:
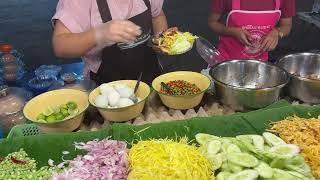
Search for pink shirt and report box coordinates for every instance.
[52,0,164,78]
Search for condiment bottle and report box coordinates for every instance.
[0,44,17,82]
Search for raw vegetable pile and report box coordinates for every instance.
[128,138,213,179]
[94,83,139,108]
[51,139,128,180]
[36,101,79,123]
[0,149,56,179]
[1,132,314,179]
[271,116,320,178]
[196,132,314,180]
[160,80,201,96]
[152,28,197,55]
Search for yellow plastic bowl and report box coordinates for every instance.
[23,89,89,133]
[152,71,211,110]
[89,80,150,122]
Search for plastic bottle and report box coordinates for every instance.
[0,44,17,82]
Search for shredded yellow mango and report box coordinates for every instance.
[128,138,213,180]
[270,116,320,178]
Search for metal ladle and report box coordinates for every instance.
[130,72,143,103]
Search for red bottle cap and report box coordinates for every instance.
[0,44,13,54]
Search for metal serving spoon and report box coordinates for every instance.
[129,72,143,103]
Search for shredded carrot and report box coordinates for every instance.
[270,116,320,178]
[128,137,213,180]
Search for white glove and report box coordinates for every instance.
[94,20,142,47]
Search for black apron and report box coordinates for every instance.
[93,0,160,85]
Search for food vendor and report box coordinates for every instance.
[52,0,168,84]
[209,0,295,62]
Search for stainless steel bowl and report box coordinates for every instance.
[277,53,320,104]
[210,60,289,111]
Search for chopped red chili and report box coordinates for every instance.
[10,156,28,165]
[160,80,201,96]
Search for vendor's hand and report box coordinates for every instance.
[95,20,142,47]
[260,29,279,52]
[228,27,252,46]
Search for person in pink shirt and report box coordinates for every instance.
[209,0,295,62]
[52,0,168,84]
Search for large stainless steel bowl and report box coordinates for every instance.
[278,53,320,104]
[210,60,289,111]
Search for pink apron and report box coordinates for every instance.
[217,0,281,62]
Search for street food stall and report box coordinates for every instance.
[1,22,320,180]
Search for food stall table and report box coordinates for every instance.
[0,103,319,168]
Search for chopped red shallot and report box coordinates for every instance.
[51,139,128,180]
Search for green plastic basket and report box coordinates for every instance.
[7,124,41,139]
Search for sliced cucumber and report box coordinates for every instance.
[207,140,222,155]
[207,153,224,171]
[198,146,207,155]
[235,138,260,155]
[217,171,232,180]
[228,162,243,173]
[221,162,230,172]
[227,144,241,153]
[263,132,286,147]
[264,145,271,151]
[236,135,253,143]
[272,168,301,180]
[222,142,232,153]
[251,135,264,151]
[237,135,264,150]
[227,153,259,168]
[227,170,259,180]
[270,158,286,169]
[254,162,273,178]
[195,133,220,145]
[269,144,300,158]
[287,171,310,180]
[285,164,313,178]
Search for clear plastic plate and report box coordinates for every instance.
[195,36,223,66]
